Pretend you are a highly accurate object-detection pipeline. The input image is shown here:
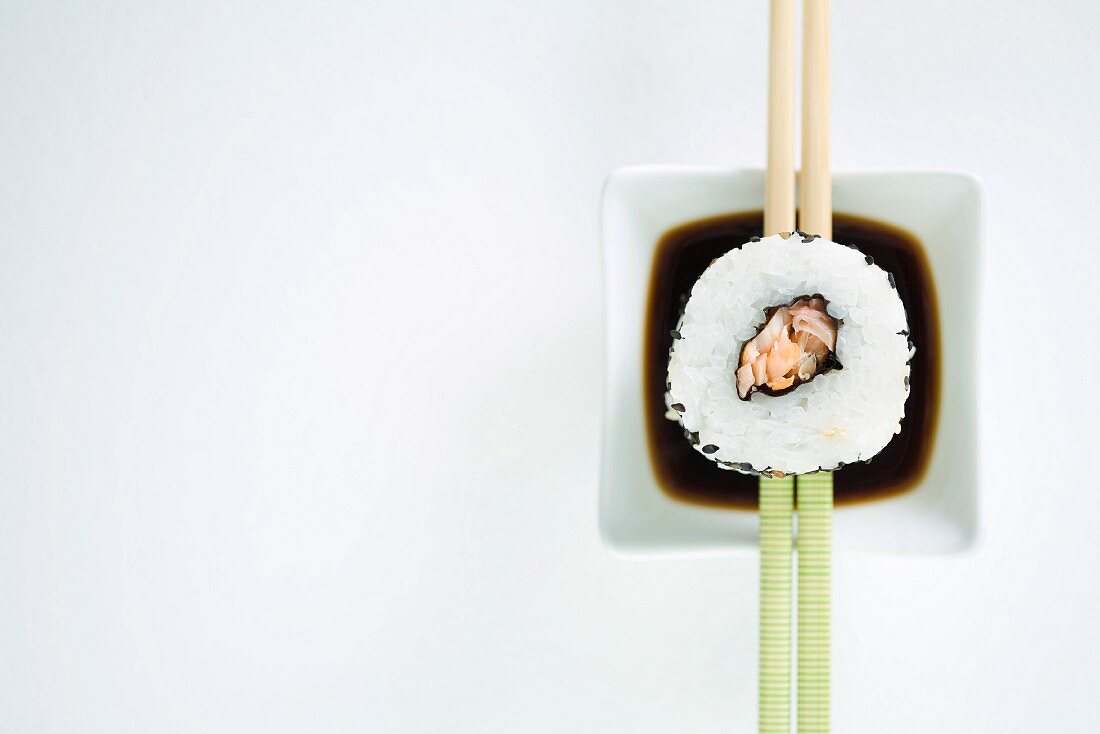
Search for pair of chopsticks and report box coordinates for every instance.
[758,2,832,734]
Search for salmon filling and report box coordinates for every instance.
[736,296,840,399]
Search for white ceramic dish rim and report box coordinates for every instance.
[599,166,983,557]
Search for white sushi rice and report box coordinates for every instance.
[666,232,911,475]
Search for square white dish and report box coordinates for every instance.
[600,167,982,556]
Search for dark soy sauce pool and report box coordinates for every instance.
[644,211,940,509]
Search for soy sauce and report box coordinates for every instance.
[644,211,939,509]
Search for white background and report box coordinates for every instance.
[1,1,1098,732]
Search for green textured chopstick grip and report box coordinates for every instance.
[797,471,833,733]
[759,475,794,734]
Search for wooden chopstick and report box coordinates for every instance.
[758,474,793,734]
[758,2,796,734]
[800,0,831,239]
[764,0,796,236]
[797,2,833,733]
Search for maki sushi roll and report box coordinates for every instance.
[666,231,911,477]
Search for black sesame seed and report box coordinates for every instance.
[750,236,761,242]
[739,462,753,472]
[898,329,909,336]
[671,403,685,412]
[865,255,874,265]
[701,444,719,454]
[904,375,910,388]
[887,272,896,289]
[670,329,682,339]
